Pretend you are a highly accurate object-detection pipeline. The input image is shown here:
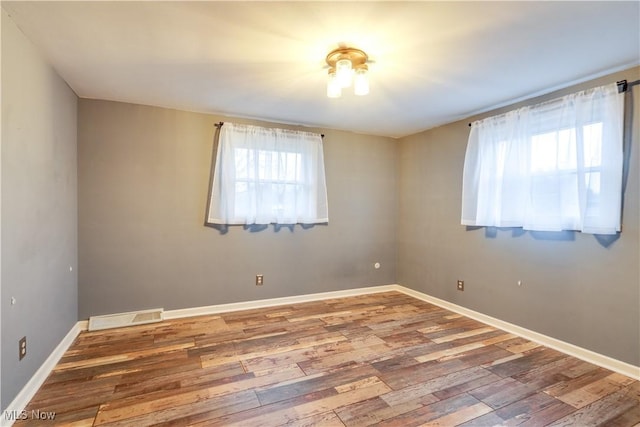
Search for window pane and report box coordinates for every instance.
[234,181,252,216]
[585,171,601,196]
[247,150,303,183]
[258,150,269,180]
[234,149,307,219]
[531,128,576,172]
[583,122,602,168]
[234,148,248,179]
[557,128,576,170]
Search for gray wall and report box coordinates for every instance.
[1,9,78,409]
[398,67,640,366]
[78,100,397,319]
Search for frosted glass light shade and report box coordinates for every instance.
[336,59,352,88]
[327,71,341,98]
[354,68,369,96]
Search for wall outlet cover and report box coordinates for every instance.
[19,336,27,360]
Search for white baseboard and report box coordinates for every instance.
[393,285,640,381]
[164,285,398,320]
[3,283,638,425]
[2,321,84,426]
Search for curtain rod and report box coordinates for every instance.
[214,121,324,138]
[468,79,638,127]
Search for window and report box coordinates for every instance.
[462,83,624,234]
[206,123,328,225]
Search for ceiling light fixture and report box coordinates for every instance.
[326,47,369,98]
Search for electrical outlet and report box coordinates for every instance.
[19,336,27,360]
[256,274,264,286]
[457,280,464,291]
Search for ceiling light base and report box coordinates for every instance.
[325,47,370,98]
[325,47,368,69]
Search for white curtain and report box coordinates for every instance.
[207,123,329,225]
[462,83,624,234]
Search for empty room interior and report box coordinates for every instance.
[1,1,640,426]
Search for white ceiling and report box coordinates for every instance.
[3,1,639,138]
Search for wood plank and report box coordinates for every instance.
[200,333,348,368]
[513,355,582,387]
[93,364,305,424]
[54,341,195,371]
[469,376,538,409]
[381,366,489,407]
[422,401,493,426]
[296,342,396,375]
[376,393,483,427]
[335,396,428,426]
[380,358,469,390]
[544,367,613,397]
[414,333,516,363]
[287,411,346,427]
[495,391,560,421]
[456,411,506,427]
[431,326,496,344]
[221,378,391,427]
[95,390,260,427]
[255,364,381,406]
[241,340,354,373]
[487,347,568,378]
[432,371,503,401]
[507,401,577,427]
[547,387,639,426]
[556,373,626,409]
[605,403,640,427]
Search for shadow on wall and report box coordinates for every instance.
[621,83,636,231]
[205,223,328,235]
[465,226,621,248]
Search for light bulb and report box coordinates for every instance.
[354,67,369,96]
[336,58,352,88]
[327,70,341,98]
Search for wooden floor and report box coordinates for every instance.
[15,291,640,426]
